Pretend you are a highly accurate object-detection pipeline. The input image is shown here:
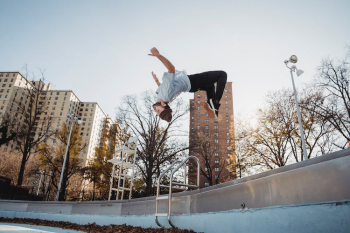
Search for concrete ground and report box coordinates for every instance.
[0,223,85,233]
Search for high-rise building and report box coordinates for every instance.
[0,71,117,165]
[188,82,235,188]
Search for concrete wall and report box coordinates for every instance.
[1,201,349,233]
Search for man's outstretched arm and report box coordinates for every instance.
[148,47,175,73]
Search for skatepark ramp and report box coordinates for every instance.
[1,149,350,232]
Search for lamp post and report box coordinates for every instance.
[55,114,82,201]
[284,55,308,161]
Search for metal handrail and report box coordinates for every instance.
[155,155,200,228]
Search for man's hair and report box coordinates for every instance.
[159,108,172,122]
[153,102,172,122]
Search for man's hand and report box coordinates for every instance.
[152,71,161,86]
[160,99,167,107]
[148,47,175,73]
[148,47,160,57]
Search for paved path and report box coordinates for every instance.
[0,223,85,233]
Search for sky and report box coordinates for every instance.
[0,0,349,123]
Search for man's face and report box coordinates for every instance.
[153,105,165,116]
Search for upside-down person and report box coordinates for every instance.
[149,47,227,122]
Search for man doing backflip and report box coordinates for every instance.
[149,47,227,122]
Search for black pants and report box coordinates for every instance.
[188,71,227,102]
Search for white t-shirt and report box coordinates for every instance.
[156,70,191,103]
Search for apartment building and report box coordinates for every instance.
[0,72,117,165]
[188,82,235,188]
[78,102,111,165]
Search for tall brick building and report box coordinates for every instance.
[188,82,235,188]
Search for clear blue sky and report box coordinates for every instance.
[0,0,349,120]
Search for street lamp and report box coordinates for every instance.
[284,55,308,161]
[55,113,82,201]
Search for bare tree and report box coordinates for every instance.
[3,69,54,186]
[307,51,350,148]
[116,90,189,196]
[236,88,338,172]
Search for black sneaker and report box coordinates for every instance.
[209,99,220,118]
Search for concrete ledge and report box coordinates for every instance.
[1,200,349,233]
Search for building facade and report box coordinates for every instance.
[188,82,235,188]
[0,72,117,165]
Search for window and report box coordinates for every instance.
[197,100,200,104]
[197,106,200,110]
[214,119,218,123]
[205,183,209,187]
[225,89,227,92]
[214,132,218,136]
[214,126,219,129]
[226,119,229,123]
[205,119,209,123]
[2,84,5,87]
[215,175,218,179]
[205,168,208,171]
[215,146,219,150]
[227,133,230,136]
[205,113,208,116]
[52,107,55,110]
[205,125,209,129]
[197,94,200,98]
[55,97,58,100]
[197,126,200,129]
[4,79,7,82]
[54,102,57,105]
[215,160,219,164]
[225,101,228,104]
[215,153,219,157]
[197,112,200,116]
[225,95,227,98]
[197,119,200,123]
[215,139,219,143]
[227,140,230,143]
[65,92,67,95]
[56,92,59,95]
[228,161,231,165]
[226,113,229,117]
[215,168,219,171]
